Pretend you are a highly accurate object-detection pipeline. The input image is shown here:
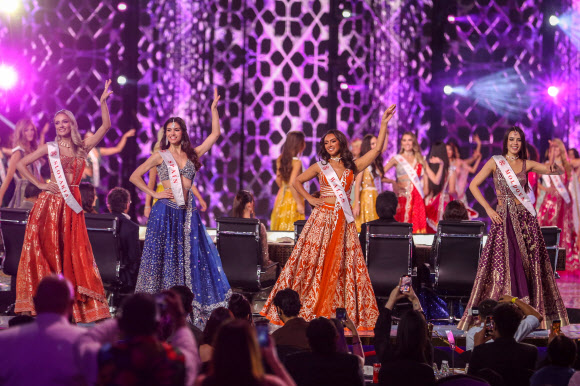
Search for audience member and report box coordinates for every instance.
[442,200,469,221]
[228,293,253,323]
[285,317,364,386]
[79,182,98,214]
[468,303,538,386]
[530,335,576,386]
[330,318,364,368]
[106,186,141,291]
[194,319,295,386]
[272,288,310,351]
[358,191,398,253]
[199,307,234,371]
[170,284,204,345]
[465,295,543,351]
[19,183,41,210]
[0,275,87,385]
[76,291,199,386]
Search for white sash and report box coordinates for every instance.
[542,174,571,204]
[47,142,83,213]
[88,149,100,188]
[158,150,186,207]
[394,154,424,199]
[493,156,536,216]
[318,161,355,223]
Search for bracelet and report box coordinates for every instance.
[511,297,518,304]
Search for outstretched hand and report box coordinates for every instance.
[381,104,397,126]
[211,87,221,112]
[123,129,136,138]
[100,79,113,103]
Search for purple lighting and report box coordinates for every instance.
[0,65,17,90]
[117,2,127,11]
[547,86,560,98]
[448,15,456,23]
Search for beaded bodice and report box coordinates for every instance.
[493,159,527,200]
[157,159,196,181]
[51,154,85,185]
[319,167,354,198]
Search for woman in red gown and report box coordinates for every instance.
[14,80,113,323]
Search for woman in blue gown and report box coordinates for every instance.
[130,88,230,326]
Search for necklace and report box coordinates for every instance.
[330,157,342,162]
[59,141,71,148]
[506,155,519,161]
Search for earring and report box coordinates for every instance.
[165,137,169,146]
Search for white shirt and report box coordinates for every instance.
[465,315,540,351]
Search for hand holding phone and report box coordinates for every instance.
[336,307,347,321]
[551,320,561,335]
[485,316,494,338]
[400,275,411,293]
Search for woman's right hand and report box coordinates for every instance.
[297,202,305,215]
[144,206,151,218]
[154,189,174,200]
[307,196,325,208]
[39,182,60,194]
[352,203,360,217]
[486,207,502,225]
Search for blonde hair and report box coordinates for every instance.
[12,119,39,154]
[399,131,425,164]
[152,127,164,153]
[551,138,571,175]
[54,110,87,158]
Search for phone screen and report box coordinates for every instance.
[400,275,411,293]
[551,320,561,335]
[336,307,346,320]
[445,330,455,346]
[485,316,494,337]
[256,323,270,347]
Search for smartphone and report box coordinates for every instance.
[336,307,347,321]
[256,323,270,347]
[400,275,412,293]
[485,315,494,337]
[551,320,561,335]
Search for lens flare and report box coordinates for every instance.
[0,65,18,90]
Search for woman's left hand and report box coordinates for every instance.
[199,197,208,212]
[123,128,136,138]
[380,104,397,126]
[211,87,220,112]
[341,318,357,333]
[100,79,113,103]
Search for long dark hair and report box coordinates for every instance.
[394,310,431,364]
[159,117,202,170]
[427,141,449,197]
[232,190,254,218]
[278,131,305,183]
[446,140,460,161]
[360,134,384,178]
[502,127,529,192]
[202,307,234,346]
[318,129,356,172]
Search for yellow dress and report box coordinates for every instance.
[355,167,379,232]
[152,183,164,205]
[270,183,305,231]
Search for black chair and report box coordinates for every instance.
[216,217,280,301]
[293,219,307,243]
[540,226,560,276]
[84,213,123,312]
[364,222,413,298]
[432,220,485,322]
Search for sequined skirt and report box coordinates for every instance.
[270,185,305,231]
[135,196,231,327]
[355,188,379,233]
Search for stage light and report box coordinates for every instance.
[443,85,453,95]
[448,15,456,23]
[117,75,127,85]
[0,65,18,90]
[0,0,20,14]
[340,83,349,90]
[342,10,352,18]
[117,2,127,11]
[547,86,559,97]
[549,15,559,26]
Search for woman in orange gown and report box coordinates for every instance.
[13,80,113,323]
[261,104,396,330]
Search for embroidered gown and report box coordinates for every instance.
[394,161,427,233]
[458,160,569,330]
[425,170,451,233]
[354,167,379,232]
[270,158,306,231]
[261,166,379,330]
[135,159,231,327]
[15,153,110,323]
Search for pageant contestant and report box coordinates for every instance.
[353,134,384,232]
[129,88,230,326]
[270,131,306,231]
[261,104,397,330]
[446,136,482,218]
[537,139,580,273]
[424,141,450,233]
[0,119,43,208]
[458,127,569,330]
[383,132,443,233]
[569,149,580,254]
[13,81,113,323]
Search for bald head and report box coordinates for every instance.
[33,275,74,315]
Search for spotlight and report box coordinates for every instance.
[0,0,20,14]
[342,9,352,18]
[340,83,349,90]
[0,65,18,90]
[547,86,559,97]
[443,85,453,95]
[447,15,456,23]
[117,75,127,85]
[549,15,559,26]
[117,2,127,11]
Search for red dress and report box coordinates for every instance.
[15,154,110,323]
[394,163,427,233]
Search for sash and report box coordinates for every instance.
[318,161,355,223]
[88,149,100,188]
[0,156,6,181]
[493,156,536,216]
[394,154,424,199]
[541,174,571,204]
[47,141,83,213]
[159,150,186,207]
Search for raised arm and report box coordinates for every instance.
[465,134,482,165]
[0,150,23,205]
[129,153,173,200]
[84,80,113,151]
[469,158,499,224]
[99,129,136,156]
[195,88,221,158]
[355,104,396,172]
[466,154,482,174]
[38,123,50,146]
[293,163,324,208]
[424,157,444,185]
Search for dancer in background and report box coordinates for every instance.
[270,132,306,231]
[383,132,443,234]
[537,139,580,273]
[261,104,397,330]
[129,88,230,327]
[350,137,362,159]
[458,127,568,330]
[13,80,113,323]
[424,141,450,233]
[353,134,384,232]
[446,135,482,218]
[0,119,43,208]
